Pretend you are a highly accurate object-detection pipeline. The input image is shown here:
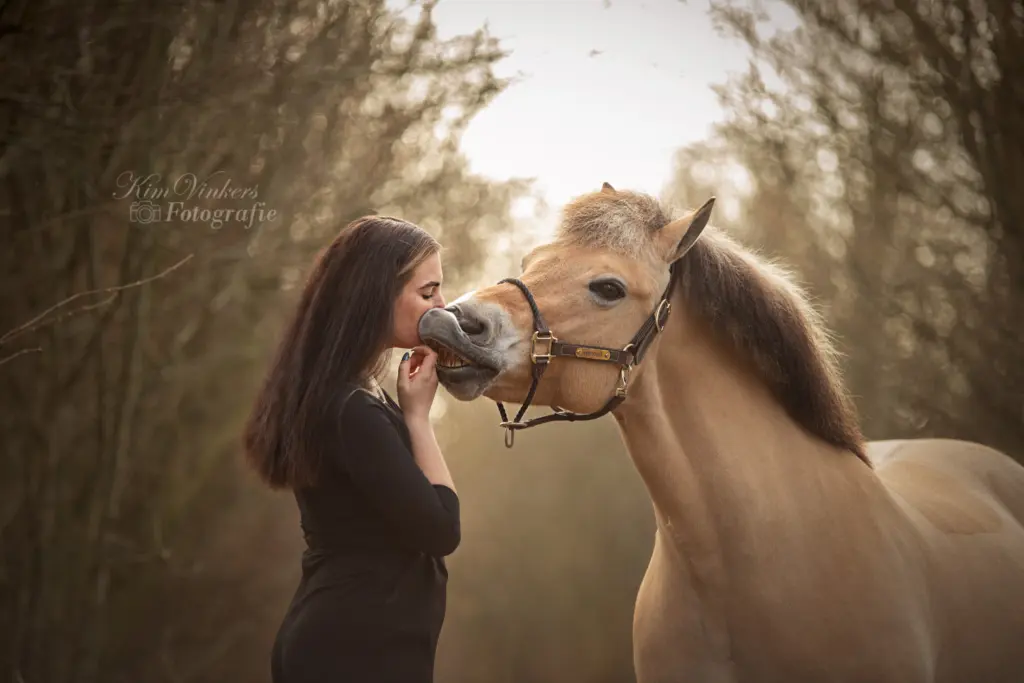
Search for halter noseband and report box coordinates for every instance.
[494,260,680,447]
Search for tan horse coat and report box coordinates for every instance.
[419,184,1024,682]
[617,303,1024,682]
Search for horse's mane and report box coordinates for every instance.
[559,190,867,463]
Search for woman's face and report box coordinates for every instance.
[391,251,445,349]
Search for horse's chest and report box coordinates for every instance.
[632,538,735,683]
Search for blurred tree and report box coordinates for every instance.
[665,0,1023,457]
[0,1,536,681]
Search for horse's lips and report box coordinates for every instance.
[434,364,499,400]
[436,364,497,381]
[428,342,499,384]
[425,339,494,371]
[418,308,503,399]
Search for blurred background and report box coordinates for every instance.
[1,0,1021,681]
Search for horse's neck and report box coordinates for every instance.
[612,314,879,649]
[616,315,869,521]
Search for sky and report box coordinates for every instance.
[424,0,790,220]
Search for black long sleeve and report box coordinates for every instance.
[334,389,461,557]
[277,388,456,683]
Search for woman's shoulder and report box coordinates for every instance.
[337,384,407,443]
[339,383,379,408]
[338,383,395,421]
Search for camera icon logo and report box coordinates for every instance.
[129,200,161,224]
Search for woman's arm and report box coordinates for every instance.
[404,414,456,494]
[338,391,460,557]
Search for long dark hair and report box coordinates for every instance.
[243,215,440,489]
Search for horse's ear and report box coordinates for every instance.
[601,182,616,194]
[660,197,715,263]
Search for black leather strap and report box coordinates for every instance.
[498,278,549,335]
[495,278,551,437]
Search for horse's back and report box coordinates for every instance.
[868,437,1024,683]
[869,437,1024,528]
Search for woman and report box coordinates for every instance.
[242,215,459,683]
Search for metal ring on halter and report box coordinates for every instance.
[655,299,672,332]
[616,344,636,399]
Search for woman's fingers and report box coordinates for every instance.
[418,349,437,375]
[410,346,433,373]
[409,345,435,359]
[404,346,436,383]
[397,351,412,386]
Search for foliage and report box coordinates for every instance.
[0,1,534,680]
[666,0,1023,454]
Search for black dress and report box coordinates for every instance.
[271,386,460,683]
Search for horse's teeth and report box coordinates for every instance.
[436,346,470,369]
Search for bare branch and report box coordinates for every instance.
[0,253,194,346]
[0,346,41,367]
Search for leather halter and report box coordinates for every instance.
[495,260,681,447]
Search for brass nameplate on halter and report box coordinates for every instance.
[575,347,612,361]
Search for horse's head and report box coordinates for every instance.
[418,182,714,414]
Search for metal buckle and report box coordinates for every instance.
[530,330,556,364]
[655,299,672,332]
[615,364,632,398]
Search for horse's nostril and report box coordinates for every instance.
[450,304,488,338]
[462,318,487,336]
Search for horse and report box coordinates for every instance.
[418,182,1024,683]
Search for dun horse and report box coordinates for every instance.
[419,183,1024,683]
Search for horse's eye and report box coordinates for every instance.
[589,280,626,301]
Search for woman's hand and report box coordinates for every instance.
[397,345,438,421]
